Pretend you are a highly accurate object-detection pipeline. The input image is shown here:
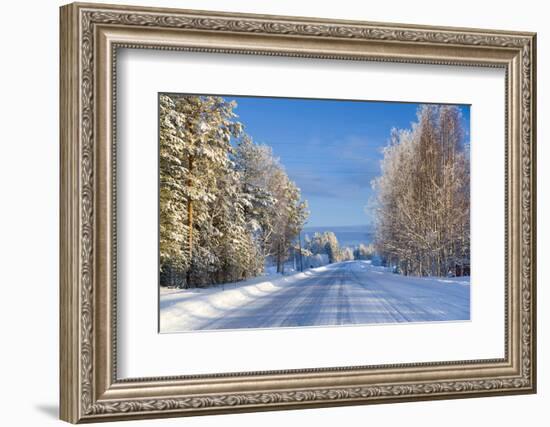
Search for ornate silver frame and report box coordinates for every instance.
[60,2,536,423]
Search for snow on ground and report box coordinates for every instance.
[160,260,470,333]
[160,266,331,332]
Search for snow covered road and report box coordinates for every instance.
[160,261,470,332]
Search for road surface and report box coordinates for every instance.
[160,261,470,332]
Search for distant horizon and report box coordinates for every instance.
[303,224,373,230]
[301,224,374,249]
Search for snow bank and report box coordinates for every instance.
[160,261,470,332]
[160,266,329,332]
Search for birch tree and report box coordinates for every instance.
[372,105,470,277]
[306,231,342,264]
[270,169,309,272]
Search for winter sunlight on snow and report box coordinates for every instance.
[158,94,471,332]
[160,261,470,332]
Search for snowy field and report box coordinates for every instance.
[160,260,470,332]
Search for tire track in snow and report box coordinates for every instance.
[277,267,339,327]
[347,262,469,321]
[198,268,332,329]
[167,261,470,331]
[336,270,353,325]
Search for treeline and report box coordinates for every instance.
[372,105,470,277]
[160,94,308,288]
[353,243,376,261]
[303,232,358,264]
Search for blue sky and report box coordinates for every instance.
[225,96,470,228]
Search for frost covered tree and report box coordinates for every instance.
[159,94,309,287]
[160,94,245,287]
[233,135,309,273]
[372,105,470,277]
[306,231,342,264]
[233,136,279,260]
[340,247,355,262]
[159,94,189,286]
[354,243,375,260]
[269,169,309,273]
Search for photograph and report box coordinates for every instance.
[56,3,536,422]
[158,94,471,333]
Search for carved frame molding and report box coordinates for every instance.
[60,2,536,423]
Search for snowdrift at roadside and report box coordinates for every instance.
[160,265,331,332]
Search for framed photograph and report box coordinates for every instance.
[60,2,537,423]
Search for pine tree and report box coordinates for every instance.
[159,94,189,286]
[159,94,309,287]
[269,169,309,273]
[233,136,279,261]
[234,136,308,274]
[159,94,243,287]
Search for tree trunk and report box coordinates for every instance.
[186,155,194,288]
[276,243,281,273]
